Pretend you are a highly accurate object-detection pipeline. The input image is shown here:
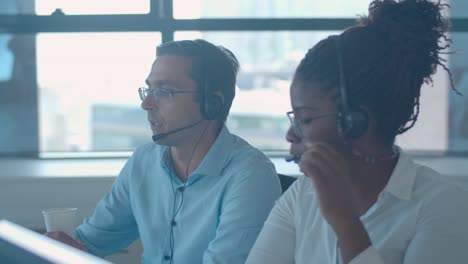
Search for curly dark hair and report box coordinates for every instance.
[294,0,461,145]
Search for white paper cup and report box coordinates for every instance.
[42,207,78,237]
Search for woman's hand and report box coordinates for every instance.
[298,142,358,228]
[298,142,371,263]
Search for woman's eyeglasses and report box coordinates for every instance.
[286,109,337,138]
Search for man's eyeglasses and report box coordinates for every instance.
[286,109,337,138]
[138,87,197,102]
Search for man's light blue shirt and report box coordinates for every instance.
[76,125,282,263]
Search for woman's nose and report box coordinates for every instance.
[286,126,301,143]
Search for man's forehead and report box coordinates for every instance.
[146,55,198,90]
[152,55,194,72]
[148,56,193,79]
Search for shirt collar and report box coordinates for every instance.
[159,124,234,180]
[192,124,234,177]
[382,146,419,200]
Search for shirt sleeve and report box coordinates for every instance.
[202,160,282,264]
[351,184,468,264]
[401,184,468,264]
[245,177,299,264]
[349,247,384,264]
[75,155,139,257]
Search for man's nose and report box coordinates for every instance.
[141,94,156,110]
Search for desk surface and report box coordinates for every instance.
[0,155,467,179]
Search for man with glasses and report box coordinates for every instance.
[47,39,282,264]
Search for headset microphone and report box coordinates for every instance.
[285,138,345,163]
[152,119,204,142]
[285,154,301,163]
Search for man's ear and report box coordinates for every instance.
[203,90,224,120]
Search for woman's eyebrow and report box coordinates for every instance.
[154,80,177,87]
[293,106,320,112]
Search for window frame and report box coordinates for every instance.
[1,0,468,158]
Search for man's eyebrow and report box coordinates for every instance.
[145,79,178,88]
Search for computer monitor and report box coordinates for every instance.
[0,219,112,264]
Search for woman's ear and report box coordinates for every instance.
[212,90,224,106]
[358,106,373,135]
[337,104,369,140]
[354,106,378,143]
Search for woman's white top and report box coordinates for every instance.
[246,150,468,264]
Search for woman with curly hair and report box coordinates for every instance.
[247,1,468,263]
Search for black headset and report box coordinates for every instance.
[200,75,223,120]
[332,35,369,139]
[193,40,223,120]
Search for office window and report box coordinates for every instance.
[1,0,467,156]
[0,33,37,155]
[37,32,160,152]
[451,1,468,18]
[449,33,468,150]
[0,34,14,82]
[174,0,371,19]
[0,0,149,15]
[176,31,465,152]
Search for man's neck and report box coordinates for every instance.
[170,123,222,182]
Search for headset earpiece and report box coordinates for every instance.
[203,93,222,120]
[333,35,369,139]
[195,40,224,120]
[199,67,222,120]
[339,109,369,139]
